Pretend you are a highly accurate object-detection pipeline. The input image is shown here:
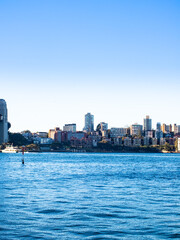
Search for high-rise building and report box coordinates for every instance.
[63,124,76,132]
[156,122,161,131]
[161,124,172,133]
[48,128,62,142]
[173,124,180,135]
[143,115,152,131]
[155,122,163,142]
[83,113,94,132]
[48,129,55,139]
[96,122,108,133]
[0,99,9,144]
[130,124,143,136]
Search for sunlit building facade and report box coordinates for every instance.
[0,99,9,144]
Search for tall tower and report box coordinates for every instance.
[143,115,152,131]
[83,113,94,132]
[0,99,9,144]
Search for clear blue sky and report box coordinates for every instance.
[0,0,180,132]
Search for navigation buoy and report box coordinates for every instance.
[22,145,25,164]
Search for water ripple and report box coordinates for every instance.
[0,152,180,239]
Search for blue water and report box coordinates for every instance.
[0,153,180,240]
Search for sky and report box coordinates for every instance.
[0,0,180,132]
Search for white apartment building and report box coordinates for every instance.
[63,124,76,132]
[178,138,180,152]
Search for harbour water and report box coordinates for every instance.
[0,153,180,239]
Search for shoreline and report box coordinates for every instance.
[0,150,179,154]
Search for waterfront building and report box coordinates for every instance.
[110,128,128,137]
[83,113,94,132]
[113,137,123,145]
[124,137,132,147]
[168,138,174,146]
[61,131,68,142]
[96,122,108,138]
[55,129,62,143]
[48,129,56,139]
[144,137,150,146]
[133,138,141,147]
[21,130,32,140]
[160,138,166,146]
[130,124,142,136]
[152,138,158,146]
[174,124,180,135]
[71,131,85,140]
[63,124,76,132]
[155,130,163,144]
[48,128,61,143]
[40,138,53,144]
[36,132,48,138]
[178,138,180,152]
[0,99,9,144]
[92,139,98,147]
[143,115,152,131]
[155,122,163,142]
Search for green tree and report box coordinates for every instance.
[8,132,28,146]
[164,142,171,152]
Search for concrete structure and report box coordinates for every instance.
[83,113,94,132]
[143,115,152,131]
[0,99,9,144]
[63,124,76,132]
[130,124,142,136]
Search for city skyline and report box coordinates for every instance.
[0,0,180,132]
[1,99,180,151]
[4,100,180,133]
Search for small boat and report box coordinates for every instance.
[2,145,21,153]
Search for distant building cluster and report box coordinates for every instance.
[20,113,180,152]
[0,99,180,152]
